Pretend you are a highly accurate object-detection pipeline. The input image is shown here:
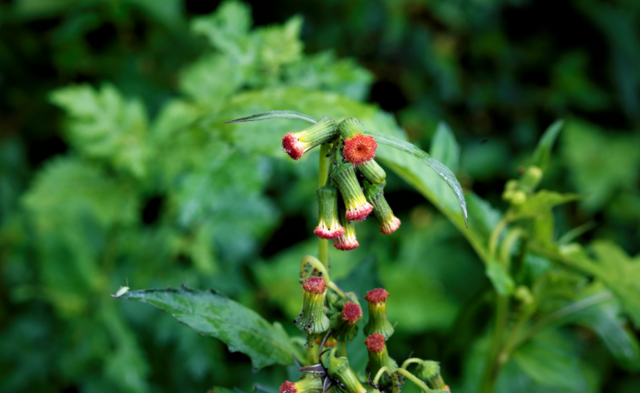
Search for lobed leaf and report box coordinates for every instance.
[117,285,296,370]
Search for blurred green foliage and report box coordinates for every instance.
[1,0,640,393]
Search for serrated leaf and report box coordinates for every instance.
[226,110,317,124]
[49,83,149,178]
[118,286,295,370]
[531,120,564,172]
[430,121,459,172]
[485,258,515,296]
[365,130,468,227]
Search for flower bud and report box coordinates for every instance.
[415,361,446,390]
[331,301,363,342]
[295,276,330,333]
[314,184,346,239]
[280,375,323,393]
[365,182,401,234]
[363,288,394,339]
[519,165,543,193]
[357,159,386,184]
[333,163,373,221]
[334,203,359,251]
[338,118,378,166]
[282,116,338,160]
[305,333,337,365]
[364,333,398,380]
[328,348,367,393]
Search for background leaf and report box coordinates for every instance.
[118,286,296,370]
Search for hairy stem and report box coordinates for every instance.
[400,358,424,370]
[318,143,331,268]
[396,368,437,392]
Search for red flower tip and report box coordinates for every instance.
[364,332,386,353]
[302,276,326,294]
[280,381,297,393]
[343,134,377,166]
[314,224,345,240]
[282,133,306,160]
[365,288,389,304]
[345,202,374,221]
[334,233,359,251]
[342,302,362,324]
[380,217,401,234]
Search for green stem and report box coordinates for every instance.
[340,342,347,358]
[479,294,508,393]
[373,366,391,385]
[318,143,331,268]
[488,218,508,258]
[300,255,347,298]
[400,358,424,370]
[396,368,438,392]
[499,309,532,365]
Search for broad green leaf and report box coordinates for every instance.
[531,120,564,172]
[255,16,304,72]
[226,110,317,124]
[561,242,640,328]
[430,122,459,172]
[49,83,149,178]
[117,286,296,370]
[512,331,587,390]
[179,54,245,107]
[485,258,515,296]
[365,130,468,227]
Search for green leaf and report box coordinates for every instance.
[117,286,296,370]
[508,190,580,222]
[531,120,564,172]
[365,130,468,227]
[226,110,317,124]
[561,242,640,328]
[49,83,149,178]
[430,121,459,172]
[179,54,245,107]
[485,258,515,296]
[512,331,587,390]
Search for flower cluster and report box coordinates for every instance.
[281,117,401,250]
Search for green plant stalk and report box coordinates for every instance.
[318,143,331,268]
[300,255,347,298]
[400,358,423,370]
[396,368,441,393]
[479,294,507,393]
[373,366,391,385]
[340,342,347,358]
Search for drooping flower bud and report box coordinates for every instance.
[363,288,394,339]
[364,182,401,234]
[334,203,359,251]
[415,361,446,390]
[328,348,367,393]
[331,301,363,342]
[332,163,373,221]
[282,116,338,160]
[280,375,323,393]
[295,276,330,333]
[364,333,398,380]
[357,159,386,184]
[314,184,345,240]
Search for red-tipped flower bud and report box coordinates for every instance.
[364,288,394,339]
[365,182,401,234]
[280,375,323,393]
[364,333,398,383]
[282,116,338,160]
[314,184,345,240]
[296,277,330,333]
[333,202,359,251]
[332,163,373,221]
[344,134,378,166]
[331,301,363,342]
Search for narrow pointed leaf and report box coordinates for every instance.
[225,110,317,124]
[117,285,295,369]
[531,120,564,171]
[365,130,468,227]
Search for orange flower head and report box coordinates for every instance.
[343,134,377,166]
[342,302,363,325]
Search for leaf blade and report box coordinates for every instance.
[118,285,295,370]
[226,110,317,124]
[531,120,564,171]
